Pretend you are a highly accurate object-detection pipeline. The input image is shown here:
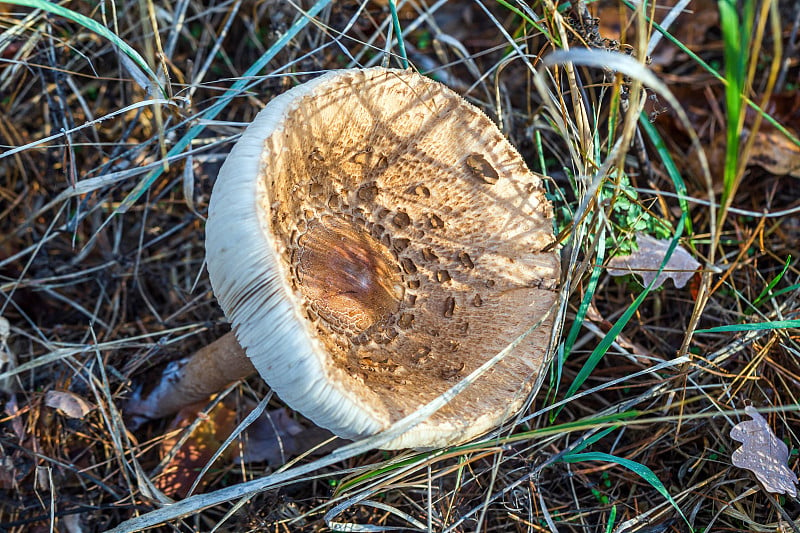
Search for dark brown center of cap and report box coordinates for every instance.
[296,217,404,336]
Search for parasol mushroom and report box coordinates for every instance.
[129,67,560,449]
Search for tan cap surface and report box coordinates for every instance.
[206,68,560,449]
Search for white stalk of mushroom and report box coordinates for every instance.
[128,68,560,450]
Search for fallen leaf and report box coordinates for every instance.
[746,127,800,177]
[658,87,800,187]
[746,90,800,178]
[157,401,307,498]
[236,407,304,465]
[596,0,719,67]
[44,390,95,419]
[607,233,700,289]
[730,405,798,496]
[157,401,237,498]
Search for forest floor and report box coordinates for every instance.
[1,0,799,531]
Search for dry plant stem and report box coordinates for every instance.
[128,332,255,422]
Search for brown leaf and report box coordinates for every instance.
[157,401,307,498]
[746,127,800,177]
[235,407,304,465]
[746,90,800,179]
[730,406,798,496]
[596,0,719,67]
[157,401,237,498]
[607,233,700,289]
[44,390,95,419]
[659,86,800,187]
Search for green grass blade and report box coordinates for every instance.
[695,319,800,334]
[751,255,792,309]
[718,0,751,208]
[605,505,617,533]
[638,114,692,235]
[3,0,165,97]
[763,283,800,301]
[387,0,408,69]
[557,214,687,416]
[494,0,554,42]
[562,260,604,353]
[561,451,686,523]
[566,426,620,455]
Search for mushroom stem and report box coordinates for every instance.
[127,332,255,424]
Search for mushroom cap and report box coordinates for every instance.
[206,68,560,449]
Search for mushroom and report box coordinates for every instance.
[130,68,560,449]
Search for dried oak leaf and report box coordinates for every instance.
[730,406,798,496]
[607,233,700,289]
